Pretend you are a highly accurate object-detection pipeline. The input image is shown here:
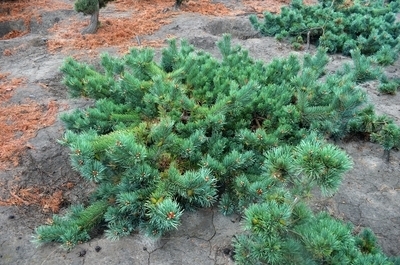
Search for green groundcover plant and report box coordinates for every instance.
[33,35,400,263]
[250,0,400,65]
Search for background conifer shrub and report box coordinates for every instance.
[32,35,399,263]
[250,0,400,63]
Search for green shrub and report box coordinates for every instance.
[32,36,398,264]
[378,75,400,94]
[250,0,400,61]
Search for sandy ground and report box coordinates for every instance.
[0,1,400,264]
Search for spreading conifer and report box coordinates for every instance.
[32,35,399,263]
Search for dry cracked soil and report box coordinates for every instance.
[1,0,400,264]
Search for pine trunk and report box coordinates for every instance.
[82,1,99,34]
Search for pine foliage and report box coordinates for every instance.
[348,105,400,161]
[250,0,400,61]
[74,0,114,15]
[32,35,398,263]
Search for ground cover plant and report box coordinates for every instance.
[31,34,400,263]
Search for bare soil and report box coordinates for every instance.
[0,0,400,264]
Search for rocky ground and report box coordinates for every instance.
[0,0,400,264]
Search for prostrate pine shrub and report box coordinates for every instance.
[250,0,400,95]
[348,105,400,161]
[378,75,400,94]
[234,209,397,264]
[250,0,400,63]
[33,35,398,263]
